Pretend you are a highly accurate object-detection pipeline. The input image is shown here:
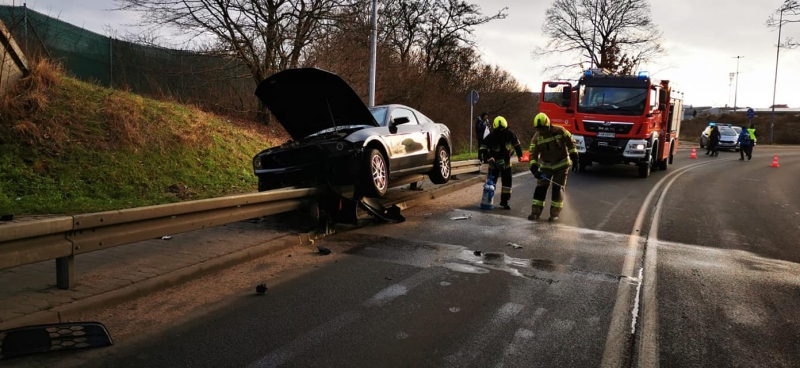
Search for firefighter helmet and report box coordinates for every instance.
[533,113,551,128]
[493,116,508,130]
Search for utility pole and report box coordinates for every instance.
[368,0,378,107]
[590,0,599,69]
[770,3,786,145]
[733,56,744,112]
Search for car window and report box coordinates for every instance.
[369,107,389,126]
[719,128,736,136]
[390,108,419,126]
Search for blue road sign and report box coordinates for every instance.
[467,90,479,105]
[746,108,755,119]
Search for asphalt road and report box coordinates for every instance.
[7,146,799,368]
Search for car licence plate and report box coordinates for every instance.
[597,132,615,138]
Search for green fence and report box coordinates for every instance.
[0,5,257,115]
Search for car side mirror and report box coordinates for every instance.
[392,117,410,126]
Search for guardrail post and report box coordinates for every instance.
[56,255,75,289]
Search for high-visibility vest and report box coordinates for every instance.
[747,128,757,142]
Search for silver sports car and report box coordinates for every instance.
[251,68,452,197]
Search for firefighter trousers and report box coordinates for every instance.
[531,168,568,217]
[489,166,513,205]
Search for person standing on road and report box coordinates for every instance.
[528,113,579,222]
[708,125,721,156]
[479,116,523,210]
[475,112,490,151]
[738,124,756,160]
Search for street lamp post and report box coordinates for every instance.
[733,56,744,112]
[368,0,378,108]
[769,4,786,144]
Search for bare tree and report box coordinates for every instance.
[420,0,506,74]
[534,0,663,76]
[114,0,353,85]
[767,0,800,49]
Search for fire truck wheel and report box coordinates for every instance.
[638,145,655,178]
[657,157,668,171]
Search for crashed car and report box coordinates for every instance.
[252,68,452,197]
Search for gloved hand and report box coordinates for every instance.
[529,164,539,177]
[570,154,580,173]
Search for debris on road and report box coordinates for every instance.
[449,307,461,313]
[256,283,268,294]
[0,322,113,359]
[161,236,172,240]
[384,277,393,281]
[451,214,472,220]
[506,242,523,249]
[316,246,332,255]
[474,250,482,256]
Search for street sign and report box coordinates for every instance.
[746,108,755,119]
[467,90,479,105]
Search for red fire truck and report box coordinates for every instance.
[539,69,684,178]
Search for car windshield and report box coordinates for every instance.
[719,127,737,136]
[732,127,742,134]
[578,86,647,116]
[369,107,389,126]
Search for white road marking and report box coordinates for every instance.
[601,159,736,368]
[636,158,717,368]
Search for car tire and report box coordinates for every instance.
[363,148,388,197]
[429,144,451,184]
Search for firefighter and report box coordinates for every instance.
[528,113,579,222]
[479,116,524,210]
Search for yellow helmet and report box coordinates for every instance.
[533,113,551,128]
[493,116,508,130]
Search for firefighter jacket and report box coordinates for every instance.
[529,125,577,171]
[479,128,524,169]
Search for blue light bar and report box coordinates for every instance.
[637,71,649,79]
[585,70,592,77]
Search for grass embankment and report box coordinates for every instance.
[0,60,288,215]
[680,113,800,144]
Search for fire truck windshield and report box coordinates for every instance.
[578,86,648,116]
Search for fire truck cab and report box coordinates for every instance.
[539,69,684,178]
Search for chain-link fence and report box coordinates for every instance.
[0,5,257,116]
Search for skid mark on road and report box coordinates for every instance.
[443,302,525,368]
[246,310,361,368]
[363,267,446,307]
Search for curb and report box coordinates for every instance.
[0,172,487,331]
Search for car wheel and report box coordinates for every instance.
[429,144,451,184]
[363,148,388,197]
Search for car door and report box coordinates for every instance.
[385,107,430,175]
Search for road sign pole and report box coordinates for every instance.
[470,103,474,154]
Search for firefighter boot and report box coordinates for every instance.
[528,205,542,221]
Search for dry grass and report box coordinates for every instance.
[0,57,290,215]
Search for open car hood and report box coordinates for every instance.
[255,68,379,141]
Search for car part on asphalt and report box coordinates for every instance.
[0,322,113,360]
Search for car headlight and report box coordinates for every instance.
[253,156,262,169]
[632,144,645,150]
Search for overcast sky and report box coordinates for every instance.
[4,0,799,108]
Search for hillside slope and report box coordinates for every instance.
[0,60,288,215]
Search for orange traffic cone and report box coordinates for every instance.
[690,147,697,159]
[771,154,780,168]
[521,151,530,162]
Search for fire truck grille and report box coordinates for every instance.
[582,121,634,134]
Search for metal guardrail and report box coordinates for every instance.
[0,160,481,289]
